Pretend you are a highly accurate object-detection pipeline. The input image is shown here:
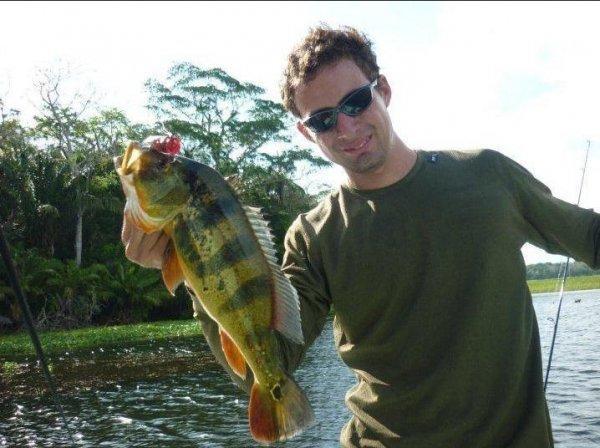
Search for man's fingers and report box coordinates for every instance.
[121,210,169,269]
[125,231,166,269]
[140,231,170,268]
[121,208,134,245]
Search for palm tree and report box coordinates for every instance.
[96,262,171,324]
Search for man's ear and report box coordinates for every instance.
[377,75,392,107]
[296,121,315,143]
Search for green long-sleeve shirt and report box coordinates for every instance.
[193,148,599,447]
[276,149,599,447]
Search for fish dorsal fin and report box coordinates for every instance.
[162,240,184,295]
[243,206,304,345]
[219,326,248,379]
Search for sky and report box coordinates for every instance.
[1,1,599,265]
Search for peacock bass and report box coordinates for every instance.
[114,138,314,443]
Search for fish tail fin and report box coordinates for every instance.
[248,374,314,443]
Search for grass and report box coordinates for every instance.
[527,275,600,294]
[0,319,201,359]
[2,276,599,359]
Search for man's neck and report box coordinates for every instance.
[346,138,417,191]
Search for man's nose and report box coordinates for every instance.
[335,111,361,137]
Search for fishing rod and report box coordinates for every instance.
[543,140,591,392]
[0,225,76,445]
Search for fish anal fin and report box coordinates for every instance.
[219,327,247,379]
[161,241,184,295]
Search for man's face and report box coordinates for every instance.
[295,59,394,175]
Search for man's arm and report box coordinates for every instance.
[493,151,600,268]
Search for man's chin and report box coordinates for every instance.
[346,152,385,174]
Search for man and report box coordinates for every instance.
[122,26,599,447]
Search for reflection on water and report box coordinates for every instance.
[1,290,599,447]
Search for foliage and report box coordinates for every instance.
[0,62,327,332]
[0,319,200,359]
[146,63,288,172]
[95,261,171,324]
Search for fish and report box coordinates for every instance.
[114,139,314,443]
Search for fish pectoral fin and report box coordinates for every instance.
[161,240,184,295]
[219,327,247,379]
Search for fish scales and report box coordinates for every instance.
[172,193,277,367]
[115,141,314,443]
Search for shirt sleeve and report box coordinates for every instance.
[278,215,333,373]
[493,150,600,269]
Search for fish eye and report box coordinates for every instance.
[154,152,173,169]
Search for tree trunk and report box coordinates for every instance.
[75,202,83,266]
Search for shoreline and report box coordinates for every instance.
[527,275,600,294]
[1,283,599,359]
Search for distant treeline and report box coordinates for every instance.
[526,261,600,280]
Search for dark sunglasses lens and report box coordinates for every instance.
[307,111,337,133]
[341,85,373,116]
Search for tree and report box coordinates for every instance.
[33,69,98,266]
[146,63,331,249]
[33,70,148,266]
[146,62,303,173]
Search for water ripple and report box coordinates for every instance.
[1,290,599,447]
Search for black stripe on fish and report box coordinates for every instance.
[218,274,271,313]
[189,183,239,228]
[204,233,258,272]
[172,220,207,277]
[174,217,264,285]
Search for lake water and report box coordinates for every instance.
[1,290,599,447]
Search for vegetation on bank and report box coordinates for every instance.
[526,261,599,280]
[0,319,200,359]
[0,63,329,332]
[527,275,600,294]
[3,276,600,359]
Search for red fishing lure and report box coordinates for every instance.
[150,135,182,155]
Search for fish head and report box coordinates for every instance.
[114,141,190,233]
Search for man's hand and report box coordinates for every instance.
[121,209,170,269]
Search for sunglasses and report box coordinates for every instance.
[302,78,379,133]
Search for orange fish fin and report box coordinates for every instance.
[242,206,304,345]
[249,375,315,443]
[161,241,184,295]
[219,327,247,379]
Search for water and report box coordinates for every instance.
[535,289,600,446]
[1,290,599,447]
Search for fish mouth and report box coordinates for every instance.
[114,142,158,234]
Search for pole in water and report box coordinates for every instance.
[0,225,77,445]
[543,140,591,391]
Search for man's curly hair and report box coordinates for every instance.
[280,25,380,118]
